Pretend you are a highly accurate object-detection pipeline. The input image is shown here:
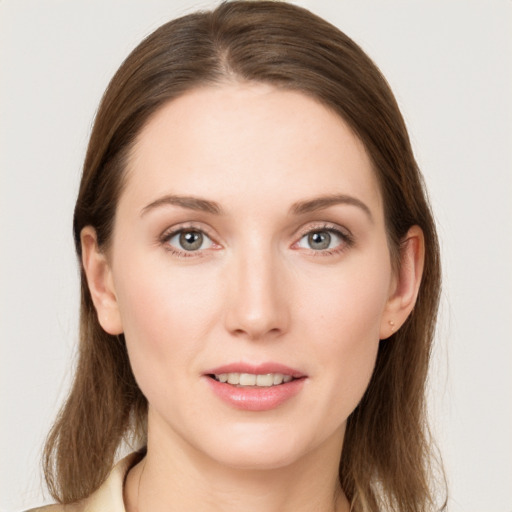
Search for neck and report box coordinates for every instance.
[124,414,349,512]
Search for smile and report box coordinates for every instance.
[212,372,294,387]
[205,363,306,411]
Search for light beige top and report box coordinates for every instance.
[26,453,139,512]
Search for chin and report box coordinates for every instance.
[210,444,303,471]
[196,422,325,471]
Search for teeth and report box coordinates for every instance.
[214,372,295,387]
[239,373,256,386]
[227,373,240,385]
[256,374,273,386]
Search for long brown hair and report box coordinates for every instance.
[43,2,445,510]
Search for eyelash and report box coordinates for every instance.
[159,224,218,258]
[159,223,354,258]
[294,223,354,257]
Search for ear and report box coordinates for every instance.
[380,225,425,340]
[81,226,123,335]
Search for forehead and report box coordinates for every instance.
[124,83,382,217]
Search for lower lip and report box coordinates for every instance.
[205,377,305,411]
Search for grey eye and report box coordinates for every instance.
[307,231,331,250]
[297,229,345,251]
[168,230,213,251]
[180,231,203,250]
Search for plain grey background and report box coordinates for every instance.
[1,1,511,511]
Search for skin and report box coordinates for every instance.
[82,83,424,512]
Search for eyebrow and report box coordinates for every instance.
[290,194,373,222]
[140,193,373,221]
[141,195,223,216]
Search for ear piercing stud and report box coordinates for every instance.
[389,320,396,332]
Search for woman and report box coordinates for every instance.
[33,1,444,511]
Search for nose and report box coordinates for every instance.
[224,245,290,341]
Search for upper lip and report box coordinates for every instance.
[205,362,306,379]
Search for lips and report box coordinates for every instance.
[213,372,294,387]
[204,363,306,411]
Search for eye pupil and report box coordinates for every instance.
[179,231,203,251]
[308,231,331,250]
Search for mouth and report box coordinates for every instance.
[209,372,296,387]
[204,363,306,410]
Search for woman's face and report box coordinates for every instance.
[98,83,399,470]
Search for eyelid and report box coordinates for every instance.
[157,221,353,257]
[294,222,353,241]
[292,222,354,254]
[159,222,222,256]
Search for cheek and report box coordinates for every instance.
[297,251,391,412]
[111,258,221,385]
[300,250,392,342]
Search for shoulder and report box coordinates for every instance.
[24,508,61,512]
[23,452,141,512]
[24,505,83,512]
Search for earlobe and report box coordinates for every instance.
[80,226,123,335]
[380,225,425,339]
